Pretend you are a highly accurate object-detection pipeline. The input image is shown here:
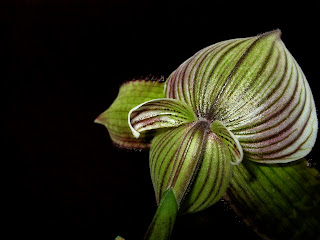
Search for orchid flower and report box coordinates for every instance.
[95,30,319,239]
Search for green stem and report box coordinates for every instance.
[144,189,178,240]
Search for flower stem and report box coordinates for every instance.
[144,189,178,240]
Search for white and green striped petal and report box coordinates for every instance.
[149,122,207,205]
[210,120,243,165]
[165,30,318,164]
[150,121,235,213]
[180,130,233,214]
[128,98,197,138]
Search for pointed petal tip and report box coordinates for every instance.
[94,112,109,126]
[260,29,282,40]
[94,115,103,125]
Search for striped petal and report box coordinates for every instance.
[128,98,197,138]
[95,79,165,149]
[150,122,207,205]
[210,120,243,165]
[150,121,234,213]
[180,130,233,214]
[165,30,318,163]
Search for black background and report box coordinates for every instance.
[3,1,319,239]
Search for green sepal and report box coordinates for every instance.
[145,189,178,240]
[95,80,165,149]
[225,158,320,239]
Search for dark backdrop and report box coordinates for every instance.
[3,1,319,239]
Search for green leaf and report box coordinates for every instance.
[129,98,197,138]
[95,80,165,149]
[225,158,320,239]
[144,189,178,240]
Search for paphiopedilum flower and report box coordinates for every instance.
[95,30,318,239]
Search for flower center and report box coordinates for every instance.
[197,116,214,130]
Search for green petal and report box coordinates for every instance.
[95,80,165,149]
[165,30,317,163]
[225,33,318,163]
[226,158,320,239]
[149,122,207,205]
[150,121,235,211]
[180,130,233,214]
[210,120,243,165]
[128,98,197,138]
